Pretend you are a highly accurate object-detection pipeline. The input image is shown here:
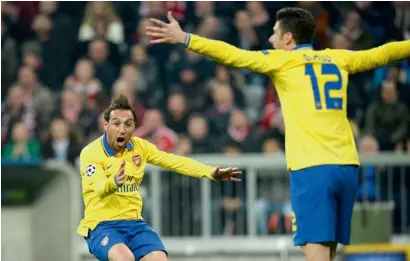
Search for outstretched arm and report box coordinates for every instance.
[346,40,410,74]
[146,11,274,75]
[144,139,242,182]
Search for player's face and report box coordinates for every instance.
[269,21,292,50]
[104,109,135,152]
[270,22,283,49]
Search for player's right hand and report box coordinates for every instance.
[146,11,187,45]
[114,160,126,186]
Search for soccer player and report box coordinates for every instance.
[145,8,410,261]
[78,95,241,261]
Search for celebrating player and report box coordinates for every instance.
[78,95,241,261]
[146,8,410,261]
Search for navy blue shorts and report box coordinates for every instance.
[85,220,167,261]
[290,165,359,246]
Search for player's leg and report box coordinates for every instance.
[108,244,135,261]
[290,165,339,261]
[336,165,359,250]
[301,243,333,261]
[140,251,167,261]
[127,220,168,261]
[85,221,133,261]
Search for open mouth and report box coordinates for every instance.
[116,137,125,144]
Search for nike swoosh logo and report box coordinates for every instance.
[107,164,113,169]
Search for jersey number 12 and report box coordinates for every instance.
[305,63,343,110]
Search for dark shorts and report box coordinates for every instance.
[290,164,359,246]
[85,220,167,261]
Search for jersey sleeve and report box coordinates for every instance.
[142,139,216,180]
[344,40,410,73]
[186,33,277,75]
[80,148,118,198]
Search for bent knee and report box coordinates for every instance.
[108,243,135,261]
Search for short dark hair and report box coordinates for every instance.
[103,95,137,123]
[276,7,316,45]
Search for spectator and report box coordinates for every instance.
[1,86,36,145]
[196,15,225,40]
[221,109,262,153]
[185,2,216,31]
[64,58,103,101]
[53,89,87,143]
[17,66,54,129]
[38,1,73,46]
[1,19,17,95]
[206,84,237,135]
[112,79,145,126]
[129,44,161,102]
[263,108,286,151]
[87,112,106,143]
[365,80,408,151]
[208,65,246,108]
[245,2,272,50]
[41,118,81,165]
[338,10,375,50]
[31,14,70,90]
[233,10,259,50]
[21,41,43,74]
[262,138,283,155]
[88,38,116,89]
[134,109,178,152]
[2,122,41,161]
[165,92,190,134]
[79,1,124,44]
[393,2,410,40]
[174,135,192,156]
[187,114,213,153]
[356,135,379,202]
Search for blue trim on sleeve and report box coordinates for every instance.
[261,50,269,55]
[293,44,313,50]
[102,134,133,157]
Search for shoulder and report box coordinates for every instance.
[80,136,105,160]
[260,49,288,57]
[129,136,151,150]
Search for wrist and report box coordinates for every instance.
[183,32,191,47]
[114,175,121,187]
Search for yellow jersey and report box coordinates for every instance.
[78,134,216,237]
[186,34,410,170]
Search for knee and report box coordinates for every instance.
[108,243,135,261]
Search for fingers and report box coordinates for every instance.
[167,11,176,23]
[230,177,242,182]
[146,31,165,38]
[149,18,168,27]
[150,38,170,44]
[116,161,126,185]
[146,26,166,33]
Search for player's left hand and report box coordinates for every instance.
[146,11,187,45]
[212,166,242,182]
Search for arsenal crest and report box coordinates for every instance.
[132,155,141,167]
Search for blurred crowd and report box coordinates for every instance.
[2,1,410,236]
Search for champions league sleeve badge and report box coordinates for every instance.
[86,164,96,177]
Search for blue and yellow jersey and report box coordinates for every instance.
[186,34,410,171]
[78,134,216,237]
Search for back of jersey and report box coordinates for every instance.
[272,47,359,171]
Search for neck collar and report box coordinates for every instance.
[102,133,133,156]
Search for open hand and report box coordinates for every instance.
[146,11,187,45]
[212,167,242,182]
